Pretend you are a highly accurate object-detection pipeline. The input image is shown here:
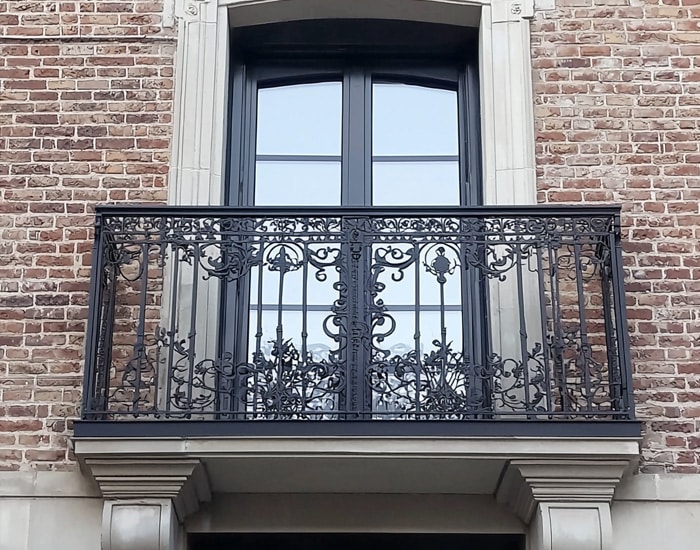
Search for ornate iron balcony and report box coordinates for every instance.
[80,206,635,433]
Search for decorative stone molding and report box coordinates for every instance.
[88,459,211,550]
[74,436,640,497]
[492,0,535,23]
[480,0,537,205]
[497,460,631,550]
[84,458,212,521]
[170,0,227,207]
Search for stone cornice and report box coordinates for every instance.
[84,458,212,521]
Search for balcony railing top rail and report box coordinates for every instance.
[80,205,635,429]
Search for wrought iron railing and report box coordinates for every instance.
[81,206,635,425]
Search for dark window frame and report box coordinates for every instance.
[226,19,483,207]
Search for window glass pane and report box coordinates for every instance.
[372,161,459,206]
[255,161,341,206]
[373,83,458,156]
[257,81,342,155]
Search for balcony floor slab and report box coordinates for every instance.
[73,430,640,497]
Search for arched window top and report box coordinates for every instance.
[223,0,482,29]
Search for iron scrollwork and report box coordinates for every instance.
[84,208,633,422]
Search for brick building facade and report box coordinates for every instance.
[1,0,174,470]
[0,0,699,548]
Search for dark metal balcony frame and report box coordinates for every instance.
[75,205,640,439]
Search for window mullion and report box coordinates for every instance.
[342,67,371,206]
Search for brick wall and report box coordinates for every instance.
[0,0,174,470]
[532,1,700,472]
[1,0,699,473]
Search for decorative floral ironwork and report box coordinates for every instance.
[84,207,633,422]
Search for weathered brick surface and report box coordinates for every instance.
[0,1,172,38]
[0,0,174,470]
[1,0,699,473]
[532,0,700,472]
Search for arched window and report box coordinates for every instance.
[227,19,482,207]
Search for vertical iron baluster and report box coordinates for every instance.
[132,240,150,414]
[274,245,288,419]
[165,236,180,416]
[515,242,532,415]
[548,241,568,413]
[438,268,447,394]
[82,211,107,419]
[572,230,593,412]
[99,253,118,417]
[462,222,480,417]
[610,212,635,419]
[535,240,553,415]
[335,220,350,419]
[458,234,468,418]
[600,230,621,414]
[413,241,421,418]
[185,243,200,413]
[301,241,309,417]
[253,244,265,418]
[347,217,366,418]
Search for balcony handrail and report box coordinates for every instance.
[94,203,623,219]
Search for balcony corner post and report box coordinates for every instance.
[496,459,631,550]
[81,209,107,421]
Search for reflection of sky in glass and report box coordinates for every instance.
[372,82,460,206]
[255,161,341,206]
[373,83,458,156]
[254,81,461,207]
[373,161,460,206]
[256,82,342,155]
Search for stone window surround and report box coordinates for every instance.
[168,0,538,208]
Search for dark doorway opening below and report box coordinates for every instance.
[189,533,526,550]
